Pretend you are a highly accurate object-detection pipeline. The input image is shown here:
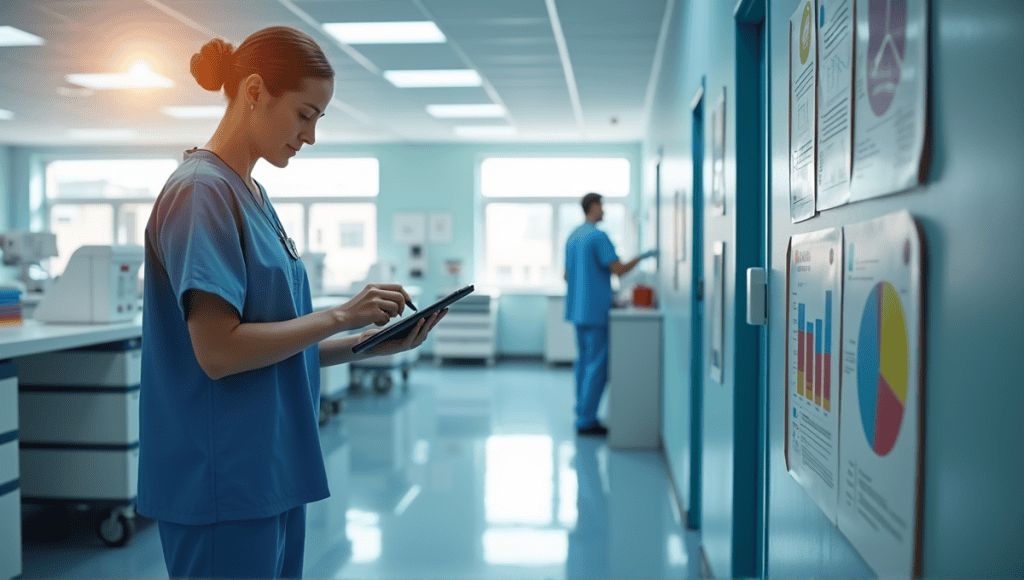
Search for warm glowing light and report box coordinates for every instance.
[66,61,173,90]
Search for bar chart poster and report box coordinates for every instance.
[786,228,843,523]
[838,210,924,578]
[850,0,928,201]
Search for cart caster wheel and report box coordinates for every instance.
[401,369,409,382]
[97,509,134,548]
[373,373,393,394]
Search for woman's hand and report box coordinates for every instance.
[356,308,448,357]
[332,284,413,330]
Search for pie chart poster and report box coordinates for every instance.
[838,210,924,577]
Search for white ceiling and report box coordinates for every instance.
[0,0,672,146]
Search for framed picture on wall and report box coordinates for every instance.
[710,89,727,216]
[710,241,725,383]
[673,189,686,290]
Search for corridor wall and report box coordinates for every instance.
[646,0,1024,576]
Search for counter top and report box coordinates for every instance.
[610,307,663,319]
[0,314,143,360]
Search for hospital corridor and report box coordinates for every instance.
[0,0,1021,578]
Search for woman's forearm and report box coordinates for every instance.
[318,333,374,367]
[211,309,343,379]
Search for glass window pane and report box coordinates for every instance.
[49,204,114,275]
[118,203,153,247]
[480,157,630,198]
[270,203,305,255]
[309,203,377,291]
[46,159,177,199]
[253,158,379,197]
[485,203,553,286]
[557,203,627,273]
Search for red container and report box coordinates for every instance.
[632,285,655,308]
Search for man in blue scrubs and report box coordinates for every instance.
[564,193,656,436]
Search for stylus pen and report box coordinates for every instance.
[406,300,418,313]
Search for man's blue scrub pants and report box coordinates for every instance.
[574,324,609,430]
[158,504,306,579]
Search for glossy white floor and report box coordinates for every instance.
[20,360,700,579]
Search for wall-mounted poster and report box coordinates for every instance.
[709,241,725,383]
[393,212,426,244]
[850,0,928,200]
[837,210,924,577]
[790,0,817,222]
[709,90,727,217]
[816,0,854,210]
[786,227,844,523]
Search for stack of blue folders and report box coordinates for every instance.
[0,289,23,326]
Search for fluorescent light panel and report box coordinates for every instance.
[66,129,139,141]
[66,61,173,90]
[454,125,517,138]
[323,21,445,44]
[0,109,14,121]
[384,70,481,88]
[427,104,505,118]
[161,105,226,119]
[0,26,45,47]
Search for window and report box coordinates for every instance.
[480,157,632,288]
[42,156,380,291]
[45,159,176,275]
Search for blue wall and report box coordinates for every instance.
[1,141,641,355]
[647,0,1024,577]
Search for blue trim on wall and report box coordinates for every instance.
[688,77,706,532]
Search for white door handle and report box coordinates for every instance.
[746,267,767,326]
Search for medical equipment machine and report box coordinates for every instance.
[0,230,58,294]
[34,245,143,324]
[15,338,142,547]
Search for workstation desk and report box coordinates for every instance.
[0,315,144,579]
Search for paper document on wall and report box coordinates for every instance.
[816,0,854,210]
[837,210,924,577]
[850,0,928,200]
[789,0,818,222]
[786,227,843,523]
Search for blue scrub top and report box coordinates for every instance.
[565,222,619,326]
[138,148,329,526]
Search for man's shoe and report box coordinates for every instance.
[576,423,608,437]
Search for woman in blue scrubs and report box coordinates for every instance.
[138,26,446,579]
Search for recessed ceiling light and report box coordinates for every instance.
[0,26,45,47]
[427,104,506,118]
[323,21,445,44]
[161,105,226,119]
[454,125,517,138]
[0,109,14,121]
[66,61,173,90]
[383,70,482,88]
[66,129,139,141]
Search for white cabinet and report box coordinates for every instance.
[607,309,663,450]
[545,295,577,365]
[433,293,498,366]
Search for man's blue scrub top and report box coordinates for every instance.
[565,223,619,326]
[138,148,329,526]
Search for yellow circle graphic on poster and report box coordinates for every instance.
[799,1,813,64]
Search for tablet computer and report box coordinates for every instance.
[351,284,475,354]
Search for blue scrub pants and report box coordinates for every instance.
[574,324,609,430]
[158,504,306,579]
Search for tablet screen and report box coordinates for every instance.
[351,285,474,354]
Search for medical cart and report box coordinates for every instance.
[14,338,141,548]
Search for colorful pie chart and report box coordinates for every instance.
[857,281,909,456]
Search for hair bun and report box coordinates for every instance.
[190,38,235,92]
